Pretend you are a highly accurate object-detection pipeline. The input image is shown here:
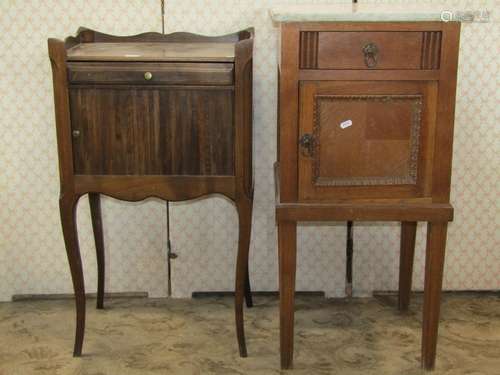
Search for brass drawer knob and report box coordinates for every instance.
[144,71,153,80]
[362,43,379,68]
[72,130,80,138]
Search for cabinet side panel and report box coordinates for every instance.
[279,24,300,202]
[432,22,460,202]
[48,39,75,189]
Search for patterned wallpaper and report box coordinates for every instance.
[0,0,498,302]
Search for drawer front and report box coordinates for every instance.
[300,31,441,70]
[298,81,438,201]
[67,62,234,85]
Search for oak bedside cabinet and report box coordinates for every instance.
[48,27,254,357]
[271,5,460,371]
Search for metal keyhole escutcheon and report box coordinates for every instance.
[362,43,379,68]
[299,133,315,157]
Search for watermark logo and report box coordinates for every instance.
[441,9,491,23]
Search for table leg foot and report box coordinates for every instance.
[244,267,253,308]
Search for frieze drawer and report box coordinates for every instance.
[67,62,234,85]
[300,31,442,70]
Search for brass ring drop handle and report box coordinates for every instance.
[299,133,315,157]
[362,42,379,68]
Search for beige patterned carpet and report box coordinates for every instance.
[0,293,499,375]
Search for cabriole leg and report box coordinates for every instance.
[59,193,86,356]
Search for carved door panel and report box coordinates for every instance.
[69,87,234,176]
[298,81,438,202]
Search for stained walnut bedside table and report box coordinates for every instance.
[48,27,254,357]
[271,4,460,371]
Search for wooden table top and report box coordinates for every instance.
[67,42,236,62]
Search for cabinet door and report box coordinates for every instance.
[298,81,437,201]
[69,87,234,175]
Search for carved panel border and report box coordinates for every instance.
[312,95,423,187]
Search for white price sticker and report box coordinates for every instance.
[340,119,353,129]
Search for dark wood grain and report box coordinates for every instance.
[69,87,234,176]
[68,62,234,85]
[399,221,417,311]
